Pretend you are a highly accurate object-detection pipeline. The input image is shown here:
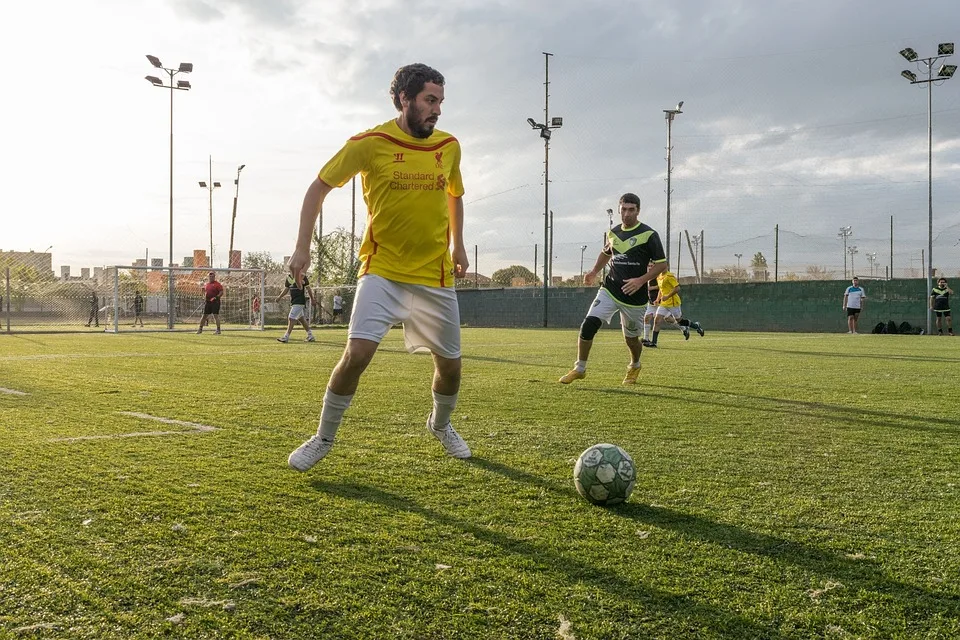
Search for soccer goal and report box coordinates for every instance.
[102,266,266,332]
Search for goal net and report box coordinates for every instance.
[102,266,266,332]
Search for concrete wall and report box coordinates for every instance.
[457,279,931,333]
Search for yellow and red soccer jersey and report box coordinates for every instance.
[318,119,464,288]
[656,271,681,307]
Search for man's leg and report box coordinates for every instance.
[847,314,854,333]
[852,311,859,333]
[299,316,315,341]
[559,316,601,383]
[278,317,296,342]
[213,314,221,332]
[197,314,207,333]
[288,338,379,471]
[427,353,470,458]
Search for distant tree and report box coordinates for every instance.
[312,227,361,286]
[491,265,539,287]
[243,251,286,274]
[805,265,832,280]
[750,252,769,282]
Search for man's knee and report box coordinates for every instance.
[580,316,603,341]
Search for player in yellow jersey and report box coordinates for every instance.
[647,268,704,347]
[286,64,471,471]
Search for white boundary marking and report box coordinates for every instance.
[51,412,217,442]
[0,387,29,396]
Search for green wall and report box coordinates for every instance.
[457,279,932,333]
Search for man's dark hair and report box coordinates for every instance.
[619,193,641,207]
[390,63,445,111]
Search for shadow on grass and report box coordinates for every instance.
[589,385,960,437]
[611,502,960,623]
[309,478,788,638]
[712,343,960,365]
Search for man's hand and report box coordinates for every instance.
[452,246,469,278]
[584,269,599,286]
[621,277,645,296]
[288,248,310,286]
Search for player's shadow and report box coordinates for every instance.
[589,385,960,437]
[610,502,960,623]
[463,456,565,492]
[309,478,789,638]
[713,343,960,365]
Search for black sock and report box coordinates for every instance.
[652,330,659,344]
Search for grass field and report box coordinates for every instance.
[2,328,959,639]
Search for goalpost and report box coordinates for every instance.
[102,266,266,333]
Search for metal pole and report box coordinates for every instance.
[474,244,478,288]
[4,267,9,333]
[542,52,551,327]
[168,75,175,330]
[208,155,214,266]
[926,66,933,336]
[350,176,357,276]
[665,114,673,264]
[229,165,244,267]
[890,215,894,280]
[774,224,779,283]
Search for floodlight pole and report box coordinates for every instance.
[899,43,954,335]
[664,102,683,265]
[228,164,245,268]
[145,55,192,330]
[199,155,222,267]
[526,51,563,327]
[838,226,852,279]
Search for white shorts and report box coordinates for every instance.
[587,288,647,338]
[288,304,306,320]
[655,306,682,320]
[645,303,658,317]
[349,274,461,359]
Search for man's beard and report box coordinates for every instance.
[407,103,436,139]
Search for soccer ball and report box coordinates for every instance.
[573,443,636,506]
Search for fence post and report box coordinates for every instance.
[4,267,9,333]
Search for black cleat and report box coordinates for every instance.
[694,322,705,337]
[682,327,690,340]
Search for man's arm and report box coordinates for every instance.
[289,178,334,284]
[448,194,468,277]
[275,286,290,303]
[660,284,680,300]
[843,292,848,309]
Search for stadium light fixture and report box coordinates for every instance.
[663,100,684,264]
[145,54,193,329]
[900,47,918,61]
[896,42,954,335]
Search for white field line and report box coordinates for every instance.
[0,387,29,395]
[0,348,280,362]
[51,412,217,442]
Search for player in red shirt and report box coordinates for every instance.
[197,271,224,334]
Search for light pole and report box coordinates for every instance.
[145,54,192,329]
[866,252,878,277]
[199,156,221,267]
[579,245,588,284]
[228,164,246,268]
[663,101,683,264]
[526,51,563,327]
[899,42,955,336]
[847,246,859,277]
[734,253,743,281]
[838,226,853,279]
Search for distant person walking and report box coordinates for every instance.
[332,293,344,323]
[197,271,223,335]
[930,277,954,336]
[133,291,145,327]
[842,276,866,334]
[252,294,261,326]
[85,290,99,327]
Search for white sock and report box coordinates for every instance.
[431,391,458,429]
[630,360,641,369]
[643,322,652,340]
[574,360,586,373]
[317,388,353,441]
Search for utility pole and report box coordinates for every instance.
[663,101,684,264]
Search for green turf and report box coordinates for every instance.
[1,328,959,639]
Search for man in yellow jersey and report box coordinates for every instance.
[286,63,471,471]
[559,193,667,386]
[647,268,704,347]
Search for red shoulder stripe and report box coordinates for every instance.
[348,132,459,153]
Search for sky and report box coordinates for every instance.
[2,0,959,280]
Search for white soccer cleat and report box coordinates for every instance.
[287,435,334,471]
[427,414,471,459]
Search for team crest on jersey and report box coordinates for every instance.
[629,237,637,246]
[435,151,443,168]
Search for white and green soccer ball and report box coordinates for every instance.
[573,443,636,506]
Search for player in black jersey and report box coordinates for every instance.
[559,193,667,385]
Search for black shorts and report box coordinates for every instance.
[934,309,951,318]
[846,307,861,317]
[204,300,221,315]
